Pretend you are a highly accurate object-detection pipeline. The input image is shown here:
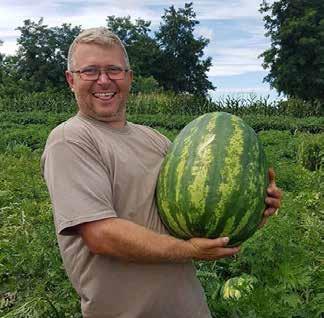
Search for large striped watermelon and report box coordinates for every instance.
[156,112,268,246]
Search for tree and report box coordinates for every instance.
[0,40,4,85]
[155,2,215,96]
[14,18,82,92]
[106,16,162,80]
[0,39,3,60]
[260,0,324,101]
[0,50,28,97]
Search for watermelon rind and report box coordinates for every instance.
[156,112,268,246]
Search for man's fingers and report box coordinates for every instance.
[190,236,230,249]
[188,237,241,260]
[216,246,241,258]
[209,237,230,247]
[259,168,282,230]
[267,187,282,198]
[268,167,276,185]
[265,197,281,209]
[263,207,278,217]
[267,168,282,198]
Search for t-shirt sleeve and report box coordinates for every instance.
[43,140,117,235]
[155,130,172,156]
[136,124,172,156]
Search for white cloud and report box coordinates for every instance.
[0,28,20,39]
[194,0,262,20]
[212,86,270,94]
[1,41,18,55]
[127,0,264,20]
[208,64,263,76]
[195,26,213,41]
[208,46,265,76]
[217,47,263,61]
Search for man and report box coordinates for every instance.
[41,27,282,318]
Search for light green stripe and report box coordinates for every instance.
[230,137,262,237]
[172,128,197,236]
[219,216,235,236]
[210,115,244,236]
[160,196,191,237]
[187,115,216,221]
[175,126,198,204]
[159,160,192,237]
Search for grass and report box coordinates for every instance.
[0,93,323,317]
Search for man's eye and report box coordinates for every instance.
[108,67,122,74]
[81,68,98,75]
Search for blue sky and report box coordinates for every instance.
[0,0,280,100]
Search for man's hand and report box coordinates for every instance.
[186,237,240,261]
[259,168,283,228]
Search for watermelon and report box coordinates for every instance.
[156,112,268,246]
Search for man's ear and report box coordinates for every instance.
[129,70,134,82]
[128,70,134,90]
[65,71,75,91]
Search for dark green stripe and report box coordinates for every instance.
[179,113,218,237]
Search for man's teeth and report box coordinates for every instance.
[94,92,115,97]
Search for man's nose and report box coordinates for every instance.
[97,71,112,84]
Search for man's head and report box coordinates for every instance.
[67,27,130,71]
[66,27,133,127]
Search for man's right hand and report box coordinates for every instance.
[186,237,240,261]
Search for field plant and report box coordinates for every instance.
[0,148,81,317]
[1,91,323,117]
[0,92,323,317]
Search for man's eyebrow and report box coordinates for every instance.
[81,64,123,68]
[81,65,98,68]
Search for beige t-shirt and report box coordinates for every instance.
[41,112,211,318]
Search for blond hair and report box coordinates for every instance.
[67,27,130,70]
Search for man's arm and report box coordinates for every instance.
[79,218,240,263]
[79,167,282,263]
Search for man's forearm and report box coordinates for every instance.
[79,217,194,263]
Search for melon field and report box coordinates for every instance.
[0,92,323,317]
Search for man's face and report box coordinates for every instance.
[66,43,133,127]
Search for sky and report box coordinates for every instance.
[0,0,281,100]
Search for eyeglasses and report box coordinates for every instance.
[71,66,130,81]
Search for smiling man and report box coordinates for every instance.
[41,27,281,318]
[65,37,132,127]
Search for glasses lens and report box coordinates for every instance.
[80,68,99,80]
[79,67,127,80]
[107,67,124,80]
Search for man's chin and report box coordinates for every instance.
[93,107,126,125]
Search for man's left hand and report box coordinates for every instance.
[259,168,283,228]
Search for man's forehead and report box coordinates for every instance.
[72,43,124,65]
[74,42,120,53]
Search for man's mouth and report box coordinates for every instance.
[93,92,117,101]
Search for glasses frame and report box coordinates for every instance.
[71,66,130,81]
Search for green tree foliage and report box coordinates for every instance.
[2,3,214,96]
[131,75,162,94]
[106,3,214,97]
[13,19,82,92]
[0,40,27,97]
[0,40,4,83]
[0,39,3,61]
[106,16,162,80]
[155,2,215,96]
[260,0,324,101]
